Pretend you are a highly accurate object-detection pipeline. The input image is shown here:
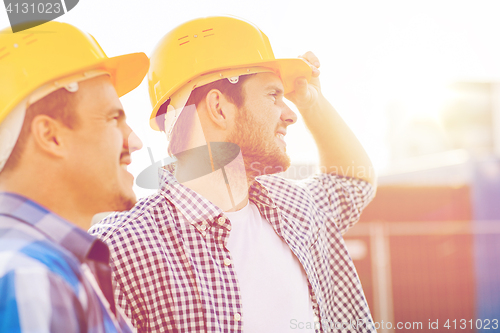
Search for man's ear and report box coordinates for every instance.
[30,115,67,158]
[205,89,235,130]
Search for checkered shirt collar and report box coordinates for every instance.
[0,192,109,264]
[158,164,277,224]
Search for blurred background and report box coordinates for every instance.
[3,0,500,331]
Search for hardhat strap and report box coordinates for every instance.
[0,100,26,173]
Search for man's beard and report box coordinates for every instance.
[115,195,136,211]
[228,106,291,180]
[108,192,136,212]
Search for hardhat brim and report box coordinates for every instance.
[149,57,312,131]
[94,52,149,98]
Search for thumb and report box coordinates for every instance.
[293,77,310,102]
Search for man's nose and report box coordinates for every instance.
[280,102,298,125]
[126,127,143,153]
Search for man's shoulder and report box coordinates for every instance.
[257,172,337,188]
[255,174,318,211]
[257,173,302,191]
[259,172,373,193]
[256,173,325,199]
[256,173,374,212]
[0,218,82,290]
[0,221,91,332]
[89,191,172,241]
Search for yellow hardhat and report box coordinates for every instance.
[0,21,149,126]
[148,15,312,131]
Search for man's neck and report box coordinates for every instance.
[0,171,92,230]
[173,143,251,212]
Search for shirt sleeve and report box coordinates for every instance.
[90,210,179,332]
[0,267,86,333]
[298,174,376,234]
[90,214,154,331]
[89,215,141,328]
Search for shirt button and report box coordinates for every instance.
[234,313,241,321]
[218,216,226,225]
[200,224,207,231]
[223,258,232,266]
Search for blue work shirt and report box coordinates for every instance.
[0,192,134,332]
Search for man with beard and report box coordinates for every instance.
[89,16,377,332]
[0,22,147,332]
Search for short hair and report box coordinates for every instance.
[2,88,79,172]
[166,74,254,156]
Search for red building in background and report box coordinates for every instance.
[342,155,500,332]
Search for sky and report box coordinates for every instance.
[2,0,500,198]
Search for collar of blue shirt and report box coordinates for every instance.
[0,191,109,264]
[0,191,117,314]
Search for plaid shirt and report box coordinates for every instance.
[0,192,134,333]
[89,167,377,333]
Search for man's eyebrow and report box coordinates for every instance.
[265,85,284,94]
[107,108,126,118]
